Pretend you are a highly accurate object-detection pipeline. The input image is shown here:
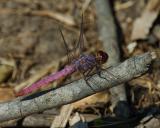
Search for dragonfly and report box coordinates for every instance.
[16,15,108,96]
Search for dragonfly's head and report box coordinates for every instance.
[95,50,108,64]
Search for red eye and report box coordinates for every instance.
[97,50,108,64]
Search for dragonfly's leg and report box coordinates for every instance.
[84,68,92,76]
[96,64,117,81]
[77,67,96,92]
[96,64,118,81]
[99,65,119,80]
[84,67,94,80]
[82,72,97,92]
[95,64,111,82]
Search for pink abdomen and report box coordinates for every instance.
[16,65,76,96]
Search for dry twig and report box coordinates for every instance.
[0,52,157,122]
[51,104,73,128]
[95,0,127,109]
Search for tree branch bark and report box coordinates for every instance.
[95,0,127,108]
[0,52,156,122]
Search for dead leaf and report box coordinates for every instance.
[0,64,13,84]
[72,91,109,109]
[0,88,15,101]
[131,0,160,40]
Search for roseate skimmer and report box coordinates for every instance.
[16,15,108,96]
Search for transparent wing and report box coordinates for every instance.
[75,14,85,56]
[59,27,72,63]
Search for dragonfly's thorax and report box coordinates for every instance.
[72,54,97,72]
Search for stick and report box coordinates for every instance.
[0,52,156,122]
[95,0,127,109]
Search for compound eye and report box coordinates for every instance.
[97,50,108,64]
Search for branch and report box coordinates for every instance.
[0,52,156,122]
[95,0,127,107]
